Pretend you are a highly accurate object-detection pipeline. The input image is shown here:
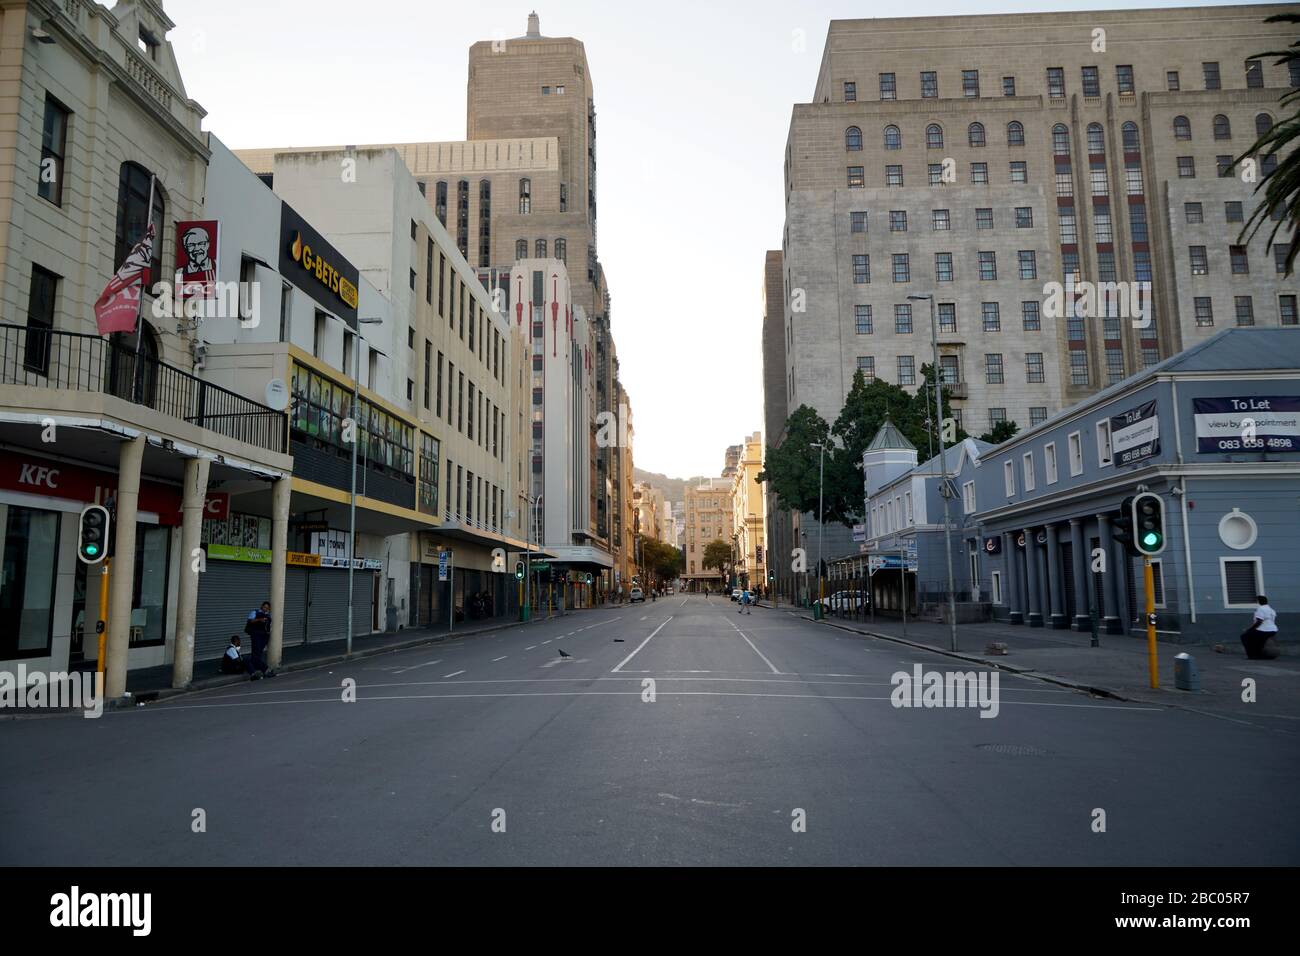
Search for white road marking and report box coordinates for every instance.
[392,658,442,675]
[542,640,551,644]
[525,646,537,650]
[640,616,647,621]
[612,616,673,673]
[441,670,466,679]
[728,619,781,674]
[492,656,508,662]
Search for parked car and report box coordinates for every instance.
[731,589,742,602]
[817,590,866,612]
[630,587,645,603]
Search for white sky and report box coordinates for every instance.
[164,0,1260,480]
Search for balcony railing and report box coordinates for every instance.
[1,324,286,454]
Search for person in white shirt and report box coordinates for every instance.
[1242,595,1279,660]
[220,635,254,676]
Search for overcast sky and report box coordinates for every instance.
[166,0,1260,481]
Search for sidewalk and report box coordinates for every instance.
[771,604,1300,727]
[115,608,580,705]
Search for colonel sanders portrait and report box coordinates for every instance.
[180,225,214,277]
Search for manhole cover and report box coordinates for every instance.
[976,743,1050,756]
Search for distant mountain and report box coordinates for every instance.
[633,467,708,508]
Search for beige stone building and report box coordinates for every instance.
[730,432,767,590]
[683,477,733,591]
[782,3,1298,563]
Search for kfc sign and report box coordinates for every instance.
[175,220,219,303]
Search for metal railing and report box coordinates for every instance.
[1,324,286,454]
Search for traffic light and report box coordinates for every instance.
[768,569,775,582]
[1132,492,1166,556]
[1113,496,1138,557]
[585,573,593,585]
[514,561,525,580]
[78,505,110,564]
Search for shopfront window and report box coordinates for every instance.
[132,524,170,646]
[0,505,60,658]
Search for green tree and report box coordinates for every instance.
[758,404,834,516]
[639,535,684,584]
[1231,14,1300,277]
[978,420,1020,444]
[702,539,731,581]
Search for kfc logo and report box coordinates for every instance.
[176,220,219,303]
[18,464,59,489]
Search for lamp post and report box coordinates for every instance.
[810,441,827,618]
[347,316,384,659]
[908,293,959,652]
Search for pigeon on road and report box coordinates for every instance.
[557,648,572,659]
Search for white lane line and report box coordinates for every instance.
[728,619,780,674]
[525,645,537,650]
[679,599,687,607]
[640,615,648,621]
[542,640,551,644]
[441,670,466,679]
[492,656,508,662]
[392,658,442,675]
[612,615,673,673]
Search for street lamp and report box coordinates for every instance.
[517,488,540,620]
[908,293,959,652]
[810,440,828,617]
[347,316,384,659]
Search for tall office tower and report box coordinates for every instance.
[783,4,1297,562]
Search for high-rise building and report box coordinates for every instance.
[782,3,1297,566]
[761,249,799,601]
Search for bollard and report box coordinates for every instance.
[1173,652,1201,692]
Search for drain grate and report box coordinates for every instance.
[976,743,1050,757]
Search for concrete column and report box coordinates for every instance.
[1109,527,1129,636]
[1045,523,1066,629]
[171,456,210,688]
[268,475,292,669]
[1096,513,1122,634]
[1004,532,1023,624]
[105,435,145,700]
[1024,528,1043,627]
[1070,518,1090,630]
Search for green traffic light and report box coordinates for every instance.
[85,544,99,556]
[1142,532,1160,548]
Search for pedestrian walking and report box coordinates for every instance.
[1241,595,1280,660]
[244,601,276,679]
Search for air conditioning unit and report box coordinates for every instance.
[191,340,207,369]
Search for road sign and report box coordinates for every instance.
[438,550,451,582]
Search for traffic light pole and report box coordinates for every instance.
[1144,558,1158,689]
[96,558,111,676]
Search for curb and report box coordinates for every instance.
[797,612,1133,702]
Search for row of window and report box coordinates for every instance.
[850,206,1038,235]
[290,363,416,478]
[847,121,1027,151]
[844,61,1298,103]
[852,250,1034,284]
[1174,153,1278,179]
[428,349,507,462]
[1188,244,1291,277]
[1193,294,1299,329]
[514,238,568,262]
[853,352,1044,387]
[853,301,1047,336]
[1175,112,1273,142]
[847,162,1029,188]
[442,457,506,531]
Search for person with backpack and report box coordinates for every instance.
[245,601,276,679]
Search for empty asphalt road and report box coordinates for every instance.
[2,595,1296,865]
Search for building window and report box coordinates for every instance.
[1067,432,1084,475]
[1070,351,1089,386]
[1213,114,1233,141]
[928,164,945,186]
[1190,246,1209,275]
[1217,154,1234,178]
[37,95,70,206]
[848,166,865,188]
[1225,201,1244,224]
[921,71,938,98]
[857,356,875,382]
[971,163,988,185]
[938,302,957,333]
[1014,206,1033,229]
[1134,251,1152,282]
[1030,407,1048,426]
[927,124,944,149]
[982,301,1001,332]
[1094,208,1113,244]
[23,266,58,375]
[516,239,528,260]
[535,238,547,258]
[855,304,873,334]
[883,125,901,150]
[1194,296,1214,327]
[962,69,980,97]
[1167,70,1180,91]
[968,122,986,147]
[897,355,916,386]
[1052,124,1070,156]
[1116,64,1135,94]
[1275,245,1291,275]
[892,254,910,282]
[978,251,997,279]
[985,353,1004,384]
[1281,294,1298,326]
[886,165,903,187]
[1203,61,1222,90]
[555,238,566,262]
[1221,558,1261,607]
[940,353,960,383]
[935,252,953,281]
[846,126,863,150]
[1177,157,1195,179]
[853,254,870,284]
[1230,245,1250,275]
[932,208,950,231]
[844,81,856,102]
[1022,300,1041,331]
[850,211,868,234]
[879,73,896,100]
[1234,295,1255,326]
[1257,113,1275,138]
[1047,67,1065,98]
[418,437,441,515]
[889,210,908,232]
[1003,460,1016,497]
[1026,352,1044,383]
[1089,169,1109,197]
[114,162,164,280]
[1105,348,1124,384]
[1056,171,1074,199]
[519,178,531,214]
[1007,121,1025,147]
[1009,161,1028,183]
[894,304,913,333]
[1081,65,1100,97]
[1003,75,1017,97]
[1173,115,1192,141]
[1125,164,1144,195]
[1185,202,1204,224]
[1022,453,1036,492]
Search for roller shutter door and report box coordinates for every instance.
[304,568,374,641]
[194,561,272,661]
